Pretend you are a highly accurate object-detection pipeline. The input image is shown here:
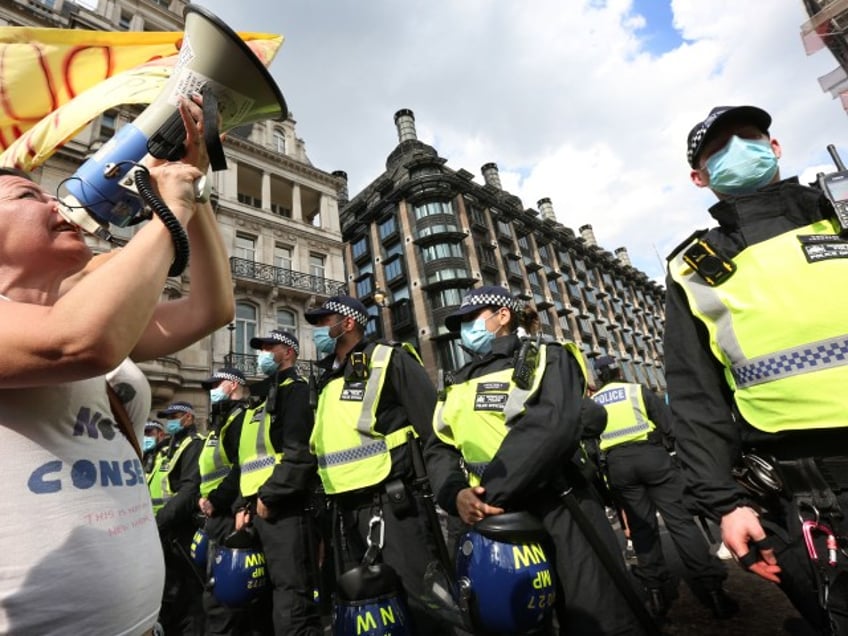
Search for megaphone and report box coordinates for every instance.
[59,4,287,274]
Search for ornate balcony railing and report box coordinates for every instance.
[230,257,347,297]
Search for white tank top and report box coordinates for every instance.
[0,367,164,635]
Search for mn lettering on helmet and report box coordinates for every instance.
[455,511,556,634]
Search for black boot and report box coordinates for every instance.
[706,587,739,620]
[647,587,669,618]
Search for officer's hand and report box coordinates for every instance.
[256,498,270,519]
[456,486,505,525]
[234,508,251,531]
[721,505,781,583]
[198,497,214,517]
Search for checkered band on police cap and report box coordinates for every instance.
[201,367,247,390]
[459,287,522,313]
[157,401,194,418]
[264,330,300,354]
[686,105,771,168]
[320,296,369,327]
[444,285,523,331]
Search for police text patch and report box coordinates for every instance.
[340,381,365,402]
[474,393,508,411]
[798,234,848,263]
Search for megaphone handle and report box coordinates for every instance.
[134,168,190,276]
[201,86,227,172]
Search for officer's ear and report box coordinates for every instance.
[691,167,710,189]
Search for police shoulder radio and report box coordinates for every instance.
[818,144,848,237]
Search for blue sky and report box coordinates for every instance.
[195,0,847,281]
[631,0,684,55]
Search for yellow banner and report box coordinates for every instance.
[0,28,283,169]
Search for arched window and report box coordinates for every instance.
[274,129,286,154]
[235,302,258,354]
[276,307,297,340]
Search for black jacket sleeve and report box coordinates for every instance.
[156,437,203,534]
[580,397,608,439]
[424,430,467,516]
[642,385,675,447]
[483,345,584,509]
[257,378,317,508]
[665,277,747,518]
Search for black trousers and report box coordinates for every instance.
[533,485,647,635]
[158,527,206,636]
[332,489,458,636]
[606,443,727,594]
[253,508,323,636]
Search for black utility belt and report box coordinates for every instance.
[737,454,848,513]
[331,479,417,518]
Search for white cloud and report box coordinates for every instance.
[199,0,848,277]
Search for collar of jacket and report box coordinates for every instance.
[707,177,829,232]
[316,337,372,376]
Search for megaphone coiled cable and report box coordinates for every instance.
[133,167,190,277]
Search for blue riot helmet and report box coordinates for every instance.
[455,511,557,635]
[190,527,209,568]
[332,563,411,636]
[209,545,268,607]
[208,525,267,607]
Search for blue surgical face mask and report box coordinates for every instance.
[257,350,279,376]
[705,135,778,196]
[210,387,229,404]
[165,418,183,435]
[143,436,157,452]
[313,320,343,356]
[460,314,498,355]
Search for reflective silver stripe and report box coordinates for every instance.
[355,345,393,436]
[317,439,388,468]
[466,461,488,478]
[601,421,651,441]
[670,251,747,370]
[317,425,414,469]
[732,334,848,388]
[241,456,276,474]
[200,466,230,484]
[599,383,652,444]
[672,251,848,389]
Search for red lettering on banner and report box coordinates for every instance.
[63,45,113,98]
[0,43,55,123]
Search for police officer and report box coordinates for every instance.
[149,400,206,635]
[195,367,260,635]
[143,420,169,475]
[233,329,322,635]
[589,355,736,619]
[666,105,848,633]
[306,295,451,634]
[424,286,643,635]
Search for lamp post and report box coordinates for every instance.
[373,288,389,339]
[227,323,235,365]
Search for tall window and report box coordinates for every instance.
[438,339,468,373]
[235,302,258,354]
[274,129,286,154]
[276,308,297,339]
[310,254,325,281]
[274,244,292,271]
[413,200,453,220]
[235,234,256,261]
